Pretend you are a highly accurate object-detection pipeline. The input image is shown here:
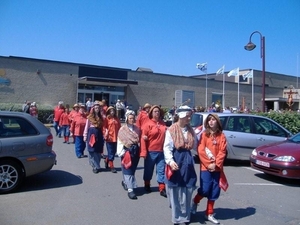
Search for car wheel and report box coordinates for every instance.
[0,160,24,194]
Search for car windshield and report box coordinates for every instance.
[288,133,300,143]
[190,114,203,128]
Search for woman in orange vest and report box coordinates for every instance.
[70,104,87,158]
[103,106,121,173]
[59,107,71,144]
[191,114,227,224]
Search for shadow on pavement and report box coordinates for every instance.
[224,159,250,167]
[254,173,300,187]
[190,206,256,224]
[17,170,83,193]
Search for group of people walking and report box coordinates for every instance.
[53,100,121,174]
[117,103,227,225]
[165,109,227,225]
[53,100,228,225]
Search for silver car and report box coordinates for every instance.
[190,112,292,160]
[0,111,56,194]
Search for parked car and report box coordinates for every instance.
[190,112,292,160]
[0,111,56,194]
[250,132,300,179]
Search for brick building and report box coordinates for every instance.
[0,56,298,111]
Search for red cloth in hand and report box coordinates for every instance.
[89,134,96,147]
[165,164,173,180]
[121,151,132,169]
[219,170,229,191]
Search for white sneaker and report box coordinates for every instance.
[190,202,198,214]
[205,214,220,224]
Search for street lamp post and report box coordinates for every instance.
[244,31,266,112]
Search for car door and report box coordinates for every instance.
[251,116,289,147]
[223,116,256,160]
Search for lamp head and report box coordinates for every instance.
[244,42,256,51]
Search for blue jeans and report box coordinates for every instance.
[197,171,221,201]
[143,151,165,183]
[53,121,62,136]
[75,136,86,157]
[60,125,70,137]
[106,142,117,161]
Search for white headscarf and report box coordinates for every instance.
[176,105,192,118]
[125,110,135,123]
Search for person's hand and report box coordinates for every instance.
[170,161,179,171]
[207,162,216,172]
[83,137,87,142]
[210,156,216,162]
[142,135,148,141]
[70,132,73,136]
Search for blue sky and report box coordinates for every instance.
[1,1,299,77]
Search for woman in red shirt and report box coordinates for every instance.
[70,104,87,158]
[140,105,167,197]
[103,106,121,173]
[59,107,71,144]
[69,104,80,143]
[191,114,227,224]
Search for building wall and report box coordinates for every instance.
[0,56,78,108]
[127,71,262,110]
[0,56,298,111]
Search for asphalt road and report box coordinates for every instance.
[1,127,300,225]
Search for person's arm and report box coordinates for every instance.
[103,119,108,139]
[83,120,90,141]
[163,130,179,171]
[117,127,126,157]
[163,130,174,165]
[59,114,63,127]
[70,120,75,136]
[139,123,149,158]
[215,133,227,170]
[198,133,211,169]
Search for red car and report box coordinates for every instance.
[250,133,300,179]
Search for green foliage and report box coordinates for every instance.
[0,103,54,124]
[0,103,22,111]
[38,109,54,124]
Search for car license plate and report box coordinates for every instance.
[256,160,270,167]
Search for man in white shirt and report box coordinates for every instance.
[86,98,93,113]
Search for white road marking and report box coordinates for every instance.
[243,166,263,173]
[234,183,283,186]
[234,167,284,186]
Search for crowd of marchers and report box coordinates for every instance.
[49,99,228,225]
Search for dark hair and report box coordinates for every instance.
[173,114,179,123]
